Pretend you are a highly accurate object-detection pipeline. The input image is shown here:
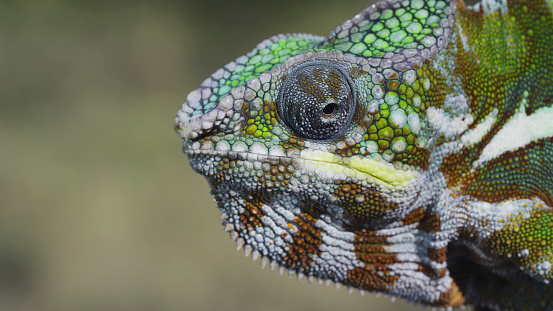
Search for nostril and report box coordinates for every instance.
[175,105,218,141]
[175,89,243,142]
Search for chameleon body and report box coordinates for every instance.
[175,0,553,309]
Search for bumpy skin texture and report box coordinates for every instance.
[175,0,553,310]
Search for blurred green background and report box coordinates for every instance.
[0,1,474,310]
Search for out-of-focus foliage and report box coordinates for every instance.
[0,1,475,310]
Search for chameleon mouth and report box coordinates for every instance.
[183,141,420,188]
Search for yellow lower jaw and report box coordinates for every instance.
[300,150,419,188]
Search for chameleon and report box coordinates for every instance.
[175,0,553,309]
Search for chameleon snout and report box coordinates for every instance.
[175,85,245,141]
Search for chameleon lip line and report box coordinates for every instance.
[300,150,419,187]
[183,146,419,188]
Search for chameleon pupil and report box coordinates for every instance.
[322,103,338,117]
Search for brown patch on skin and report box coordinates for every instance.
[419,264,442,279]
[334,181,399,227]
[387,80,400,90]
[401,207,425,225]
[440,147,476,187]
[283,213,324,272]
[299,199,327,219]
[418,210,442,233]
[403,209,448,277]
[352,228,396,264]
[409,146,431,171]
[240,200,264,229]
[282,136,306,150]
[238,193,269,230]
[344,267,399,293]
[345,227,461,306]
[208,171,225,188]
[438,282,465,308]
[342,228,400,292]
[428,247,448,264]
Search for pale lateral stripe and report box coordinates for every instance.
[475,105,553,166]
[427,106,474,138]
[459,109,497,147]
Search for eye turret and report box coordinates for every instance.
[278,61,356,140]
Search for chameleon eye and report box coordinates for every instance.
[278,61,356,140]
